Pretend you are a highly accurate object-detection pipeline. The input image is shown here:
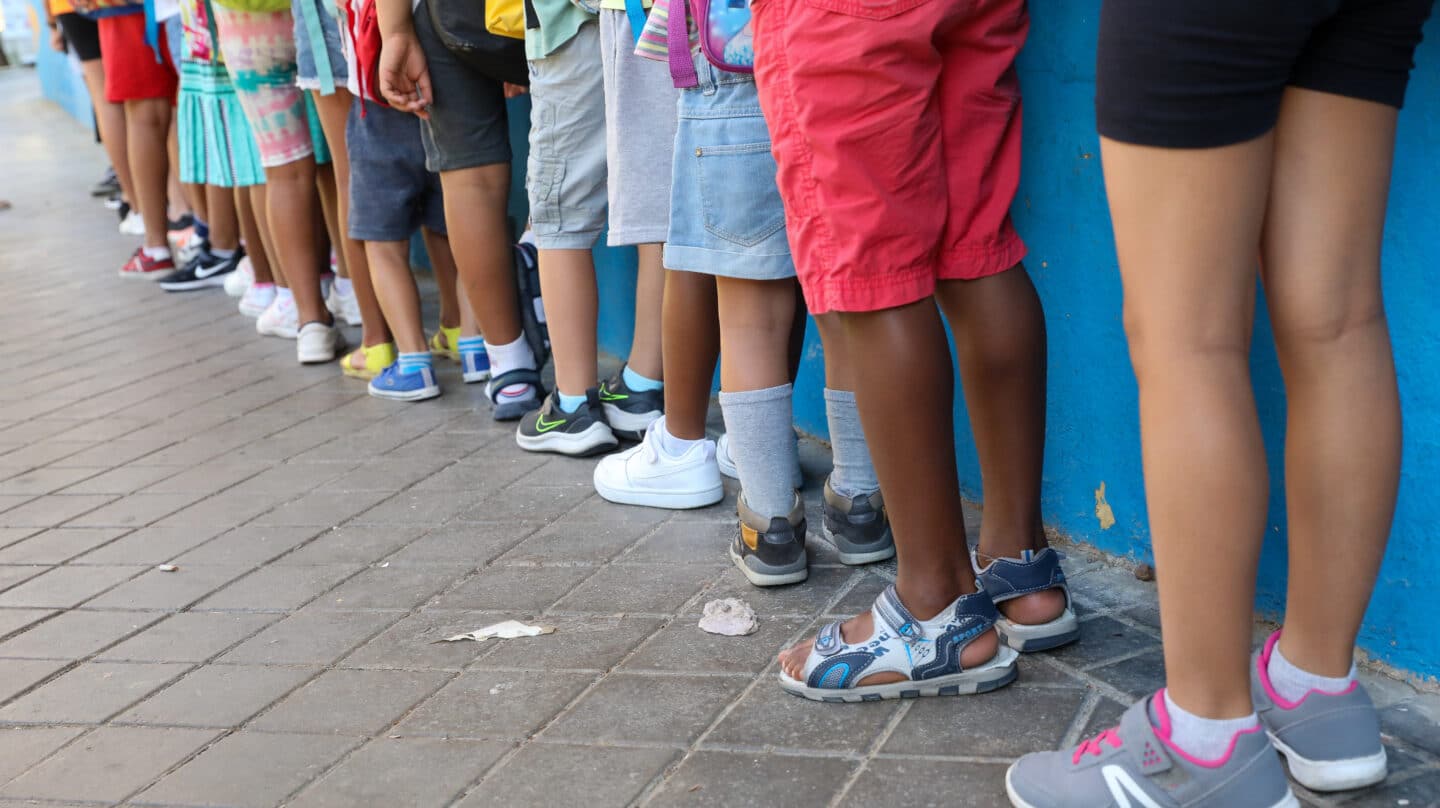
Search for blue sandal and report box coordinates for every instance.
[974,547,1080,652]
[779,584,1019,703]
[486,368,543,422]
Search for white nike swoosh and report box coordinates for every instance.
[194,262,229,279]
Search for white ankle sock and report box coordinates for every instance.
[276,287,295,305]
[1267,642,1355,702]
[334,276,353,296]
[655,417,703,458]
[142,245,172,261]
[487,335,537,396]
[1161,690,1258,762]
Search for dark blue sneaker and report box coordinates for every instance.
[368,364,441,402]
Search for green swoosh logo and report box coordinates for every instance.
[534,414,567,433]
[598,383,627,402]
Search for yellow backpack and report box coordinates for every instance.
[485,0,525,39]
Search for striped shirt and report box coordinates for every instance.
[634,0,697,61]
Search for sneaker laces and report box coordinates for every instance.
[1073,727,1123,763]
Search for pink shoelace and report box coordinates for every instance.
[1073,728,1124,763]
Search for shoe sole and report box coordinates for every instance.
[1269,732,1387,792]
[368,385,441,402]
[780,646,1019,703]
[462,369,492,384]
[728,544,809,587]
[996,610,1082,653]
[119,271,168,280]
[1003,765,1299,808]
[160,276,228,292]
[821,522,897,566]
[257,326,298,339]
[516,422,619,457]
[603,404,662,442]
[593,474,724,510]
[298,347,340,364]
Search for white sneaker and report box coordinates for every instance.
[716,432,804,488]
[594,419,724,509]
[118,211,146,236]
[239,283,276,318]
[256,295,299,338]
[326,285,364,326]
[297,321,345,364]
[225,256,254,297]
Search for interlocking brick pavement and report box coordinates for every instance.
[2,68,1437,807]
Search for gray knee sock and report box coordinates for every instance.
[824,388,879,498]
[719,383,799,519]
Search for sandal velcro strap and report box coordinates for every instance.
[874,585,924,644]
[486,368,544,405]
[813,622,845,657]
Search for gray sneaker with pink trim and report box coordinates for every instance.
[1251,631,1387,792]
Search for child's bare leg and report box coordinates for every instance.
[538,248,599,397]
[628,242,666,381]
[206,185,239,252]
[239,184,276,284]
[264,156,326,321]
[663,269,718,440]
[438,164,523,346]
[429,230,463,332]
[365,240,426,354]
[124,97,173,249]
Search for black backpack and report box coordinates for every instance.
[426,0,530,86]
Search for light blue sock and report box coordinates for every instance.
[398,352,432,375]
[622,364,663,392]
[456,336,486,355]
[558,392,587,413]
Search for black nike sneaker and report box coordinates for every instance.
[598,367,663,441]
[159,246,245,292]
[822,477,896,566]
[515,389,619,457]
[730,493,809,587]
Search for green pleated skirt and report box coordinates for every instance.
[178,59,267,188]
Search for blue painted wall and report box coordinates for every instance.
[584,6,1440,679]
[26,0,93,125]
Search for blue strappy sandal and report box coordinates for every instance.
[779,584,1019,703]
[974,547,1080,653]
[486,368,544,422]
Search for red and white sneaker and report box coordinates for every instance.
[118,249,175,280]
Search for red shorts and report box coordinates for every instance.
[752,0,1029,314]
[99,13,178,103]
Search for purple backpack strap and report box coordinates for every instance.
[668,0,699,88]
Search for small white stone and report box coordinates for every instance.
[698,598,759,637]
[156,564,179,572]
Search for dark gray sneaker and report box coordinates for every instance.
[598,368,663,441]
[515,390,618,457]
[1251,632,1387,792]
[730,494,808,587]
[821,478,895,565]
[1007,691,1298,808]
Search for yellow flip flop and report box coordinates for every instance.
[341,342,396,380]
[430,327,462,362]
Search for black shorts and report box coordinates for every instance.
[1096,0,1435,148]
[412,0,512,173]
[56,12,102,62]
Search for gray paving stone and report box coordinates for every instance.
[459,743,674,807]
[706,682,900,755]
[0,495,118,528]
[430,565,595,612]
[139,458,270,496]
[0,608,55,641]
[1381,702,1440,757]
[57,464,186,496]
[314,565,459,610]
[0,495,36,515]
[197,563,363,611]
[1049,615,1159,669]
[452,484,593,524]
[0,566,46,594]
[881,685,1086,758]
[224,461,354,497]
[0,726,88,784]
[542,674,749,747]
[624,617,810,676]
[1089,649,1167,699]
[351,491,478,526]
[0,528,39,550]
[96,612,280,663]
[290,738,511,808]
[88,565,252,611]
[841,759,1011,807]
[325,457,458,493]
[553,564,718,615]
[823,572,893,617]
[0,527,127,564]
[61,493,205,529]
[0,661,191,724]
[396,670,593,741]
[341,611,512,670]
[476,614,666,672]
[620,519,734,566]
[382,524,526,568]
[172,525,322,566]
[0,564,143,608]
[249,489,397,528]
[219,608,402,665]
[0,442,93,470]
[0,658,69,702]
[274,525,427,566]
[251,668,451,735]
[0,467,101,496]
[652,751,855,808]
[74,525,227,565]
[0,609,164,659]
[700,566,862,618]
[1335,770,1440,806]
[0,726,217,802]
[116,664,318,728]
[51,439,173,469]
[499,520,654,566]
[137,730,361,808]
[151,494,280,531]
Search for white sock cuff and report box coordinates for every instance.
[1269,642,1356,702]
[1162,690,1258,761]
[487,335,536,376]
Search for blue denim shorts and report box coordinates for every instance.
[293,0,349,93]
[665,54,794,280]
[347,99,447,241]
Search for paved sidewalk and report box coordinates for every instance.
[1,69,1437,808]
